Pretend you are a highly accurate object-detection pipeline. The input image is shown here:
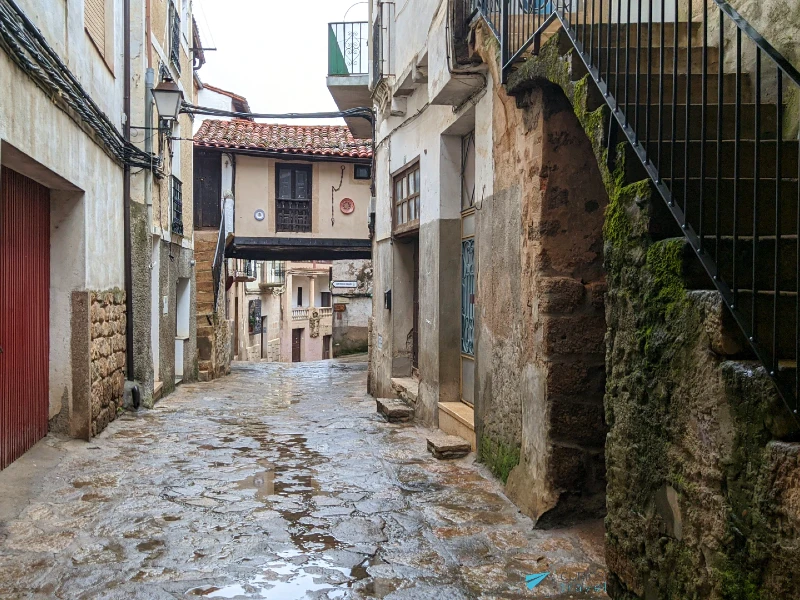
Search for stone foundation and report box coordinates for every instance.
[88,289,126,436]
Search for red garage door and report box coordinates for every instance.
[0,167,50,470]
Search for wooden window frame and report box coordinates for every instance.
[392,159,420,236]
[276,163,313,233]
[85,0,115,73]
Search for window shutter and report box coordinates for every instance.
[85,0,106,56]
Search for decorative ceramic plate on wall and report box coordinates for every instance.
[340,198,355,215]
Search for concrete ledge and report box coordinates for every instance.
[426,433,471,460]
[438,402,476,451]
[391,377,419,405]
[376,398,414,423]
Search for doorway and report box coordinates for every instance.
[0,167,50,469]
[292,328,303,362]
[261,315,268,359]
[323,334,331,360]
[412,241,419,374]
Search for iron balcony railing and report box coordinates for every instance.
[372,7,383,88]
[170,175,183,236]
[468,0,800,420]
[260,260,287,288]
[328,22,369,75]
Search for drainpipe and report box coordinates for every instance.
[145,69,154,224]
[123,0,135,386]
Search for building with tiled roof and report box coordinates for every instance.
[194,120,373,161]
[193,117,372,262]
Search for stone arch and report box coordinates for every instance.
[475,57,609,525]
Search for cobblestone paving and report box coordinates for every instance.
[0,358,606,599]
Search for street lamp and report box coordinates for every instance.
[151,75,183,121]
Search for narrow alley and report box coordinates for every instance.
[0,357,606,600]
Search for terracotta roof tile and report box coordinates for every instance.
[193,120,372,159]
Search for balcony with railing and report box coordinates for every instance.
[292,307,310,321]
[259,261,286,289]
[326,21,372,138]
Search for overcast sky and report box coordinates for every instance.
[193,0,369,126]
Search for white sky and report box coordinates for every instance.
[193,0,369,126]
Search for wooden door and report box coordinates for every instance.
[261,316,268,359]
[322,335,331,359]
[193,151,222,229]
[292,329,302,362]
[0,167,50,469]
[412,241,419,371]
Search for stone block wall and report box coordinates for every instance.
[89,289,126,436]
[508,28,800,600]
[472,24,609,526]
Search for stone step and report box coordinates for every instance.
[572,21,705,47]
[438,402,476,451]
[607,72,751,105]
[376,398,414,423]
[628,103,782,142]
[649,140,799,179]
[674,178,800,237]
[391,377,419,405]
[588,45,720,75]
[426,432,471,460]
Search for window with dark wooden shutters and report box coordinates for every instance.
[276,164,312,232]
[85,0,106,57]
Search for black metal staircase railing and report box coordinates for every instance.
[466,0,800,419]
[211,210,226,312]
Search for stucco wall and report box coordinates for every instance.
[234,157,371,240]
[0,0,128,433]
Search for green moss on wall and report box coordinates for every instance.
[501,28,799,599]
[479,435,520,484]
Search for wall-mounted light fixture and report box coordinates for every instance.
[151,75,183,122]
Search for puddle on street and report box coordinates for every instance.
[185,549,370,599]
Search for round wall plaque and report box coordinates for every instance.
[254,209,265,221]
[340,198,355,215]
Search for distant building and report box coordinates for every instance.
[193,120,373,365]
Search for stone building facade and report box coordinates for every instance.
[331,259,372,357]
[454,0,800,597]
[89,290,128,436]
[366,3,800,596]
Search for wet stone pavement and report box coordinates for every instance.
[0,358,607,599]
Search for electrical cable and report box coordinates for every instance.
[0,0,159,170]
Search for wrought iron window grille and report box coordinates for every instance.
[171,175,183,235]
[169,1,181,75]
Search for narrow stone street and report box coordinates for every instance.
[0,358,606,600]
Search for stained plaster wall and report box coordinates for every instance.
[0,0,127,434]
[127,0,197,405]
[370,80,493,424]
[331,259,373,356]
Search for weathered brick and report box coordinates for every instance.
[546,361,605,397]
[549,398,607,447]
[542,315,605,355]
[539,276,586,314]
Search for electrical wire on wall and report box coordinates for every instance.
[331,166,345,227]
[0,0,159,171]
